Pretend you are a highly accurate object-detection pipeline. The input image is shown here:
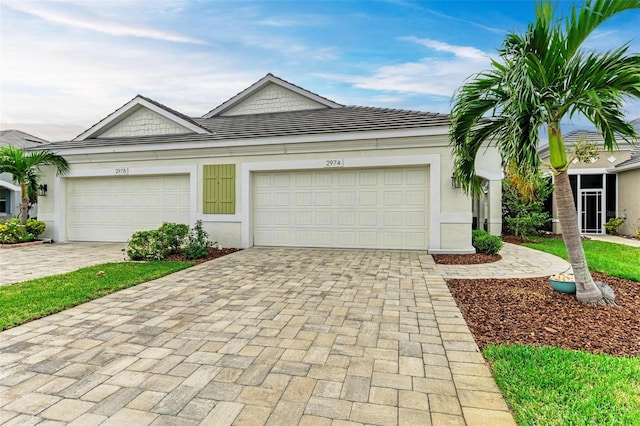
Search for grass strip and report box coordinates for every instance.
[0,261,193,330]
[484,344,640,426]
[522,237,640,282]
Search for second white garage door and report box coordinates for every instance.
[67,175,190,242]
[253,167,429,249]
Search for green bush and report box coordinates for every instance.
[158,222,189,254]
[0,218,34,244]
[604,217,625,235]
[25,219,46,237]
[126,230,169,261]
[184,220,214,259]
[502,173,552,238]
[472,229,503,254]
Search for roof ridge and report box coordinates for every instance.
[135,95,208,131]
[202,73,343,118]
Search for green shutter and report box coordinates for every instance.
[203,164,235,214]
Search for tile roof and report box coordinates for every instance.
[562,119,640,170]
[40,106,450,150]
[614,147,640,168]
[136,95,209,131]
[0,130,47,148]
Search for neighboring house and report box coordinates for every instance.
[35,74,502,253]
[539,118,640,236]
[0,130,47,219]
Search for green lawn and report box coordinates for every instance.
[0,261,193,330]
[522,237,640,282]
[490,238,640,425]
[485,344,640,426]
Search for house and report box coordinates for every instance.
[34,74,502,253]
[539,118,640,236]
[0,129,47,219]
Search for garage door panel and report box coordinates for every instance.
[254,167,429,249]
[67,175,189,242]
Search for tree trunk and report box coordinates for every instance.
[20,181,28,225]
[554,171,603,303]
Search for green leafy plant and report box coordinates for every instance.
[0,218,34,244]
[472,229,503,255]
[502,171,553,238]
[604,217,625,235]
[25,218,46,237]
[158,222,189,254]
[126,230,169,260]
[184,220,214,259]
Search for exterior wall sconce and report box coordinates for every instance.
[451,176,460,189]
[38,184,48,196]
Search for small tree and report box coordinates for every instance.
[0,145,69,224]
[502,166,553,239]
[450,0,640,305]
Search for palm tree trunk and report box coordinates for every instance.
[554,171,603,303]
[20,181,28,225]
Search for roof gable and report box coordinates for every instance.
[203,73,343,118]
[75,95,209,141]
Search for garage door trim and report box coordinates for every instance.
[54,166,197,242]
[240,155,442,251]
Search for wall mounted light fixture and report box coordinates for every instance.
[38,184,48,196]
[451,176,460,189]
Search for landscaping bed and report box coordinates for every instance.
[432,253,501,264]
[448,272,640,357]
[164,247,240,264]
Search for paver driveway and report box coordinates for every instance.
[0,248,514,425]
[0,243,126,286]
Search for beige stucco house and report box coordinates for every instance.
[35,74,502,253]
[539,118,640,236]
[0,130,47,220]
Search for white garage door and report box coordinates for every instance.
[67,175,190,242]
[253,167,429,249]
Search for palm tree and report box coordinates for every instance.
[450,0,640,305]
[0,145,69,224]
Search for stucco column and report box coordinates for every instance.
[487,179,502,236]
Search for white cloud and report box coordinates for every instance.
[400,36,489,60]
[3,0,207,45]
[324,37,492,99]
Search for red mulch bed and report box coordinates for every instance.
[433,253,501,265]
[164,247,241,264]
[448,272,640,357]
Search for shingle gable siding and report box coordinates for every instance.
[100,107,192,138]
[221,83,327,116]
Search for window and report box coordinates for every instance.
[203,164,235,214]
[0,189,8,214]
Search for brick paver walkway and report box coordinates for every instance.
[0,248,515,425]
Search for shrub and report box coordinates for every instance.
[472,229,503,254]
[157,222,189,254]
[502,172,553,238]
[0,218,34,244]
[604,217,625,235]
[25,219,46,237]
[184,220,215,259]
[126,230,169,260]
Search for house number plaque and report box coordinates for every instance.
[324,159,343,168]
[115,168,129,175]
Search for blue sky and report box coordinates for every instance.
[1,0,639,141]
